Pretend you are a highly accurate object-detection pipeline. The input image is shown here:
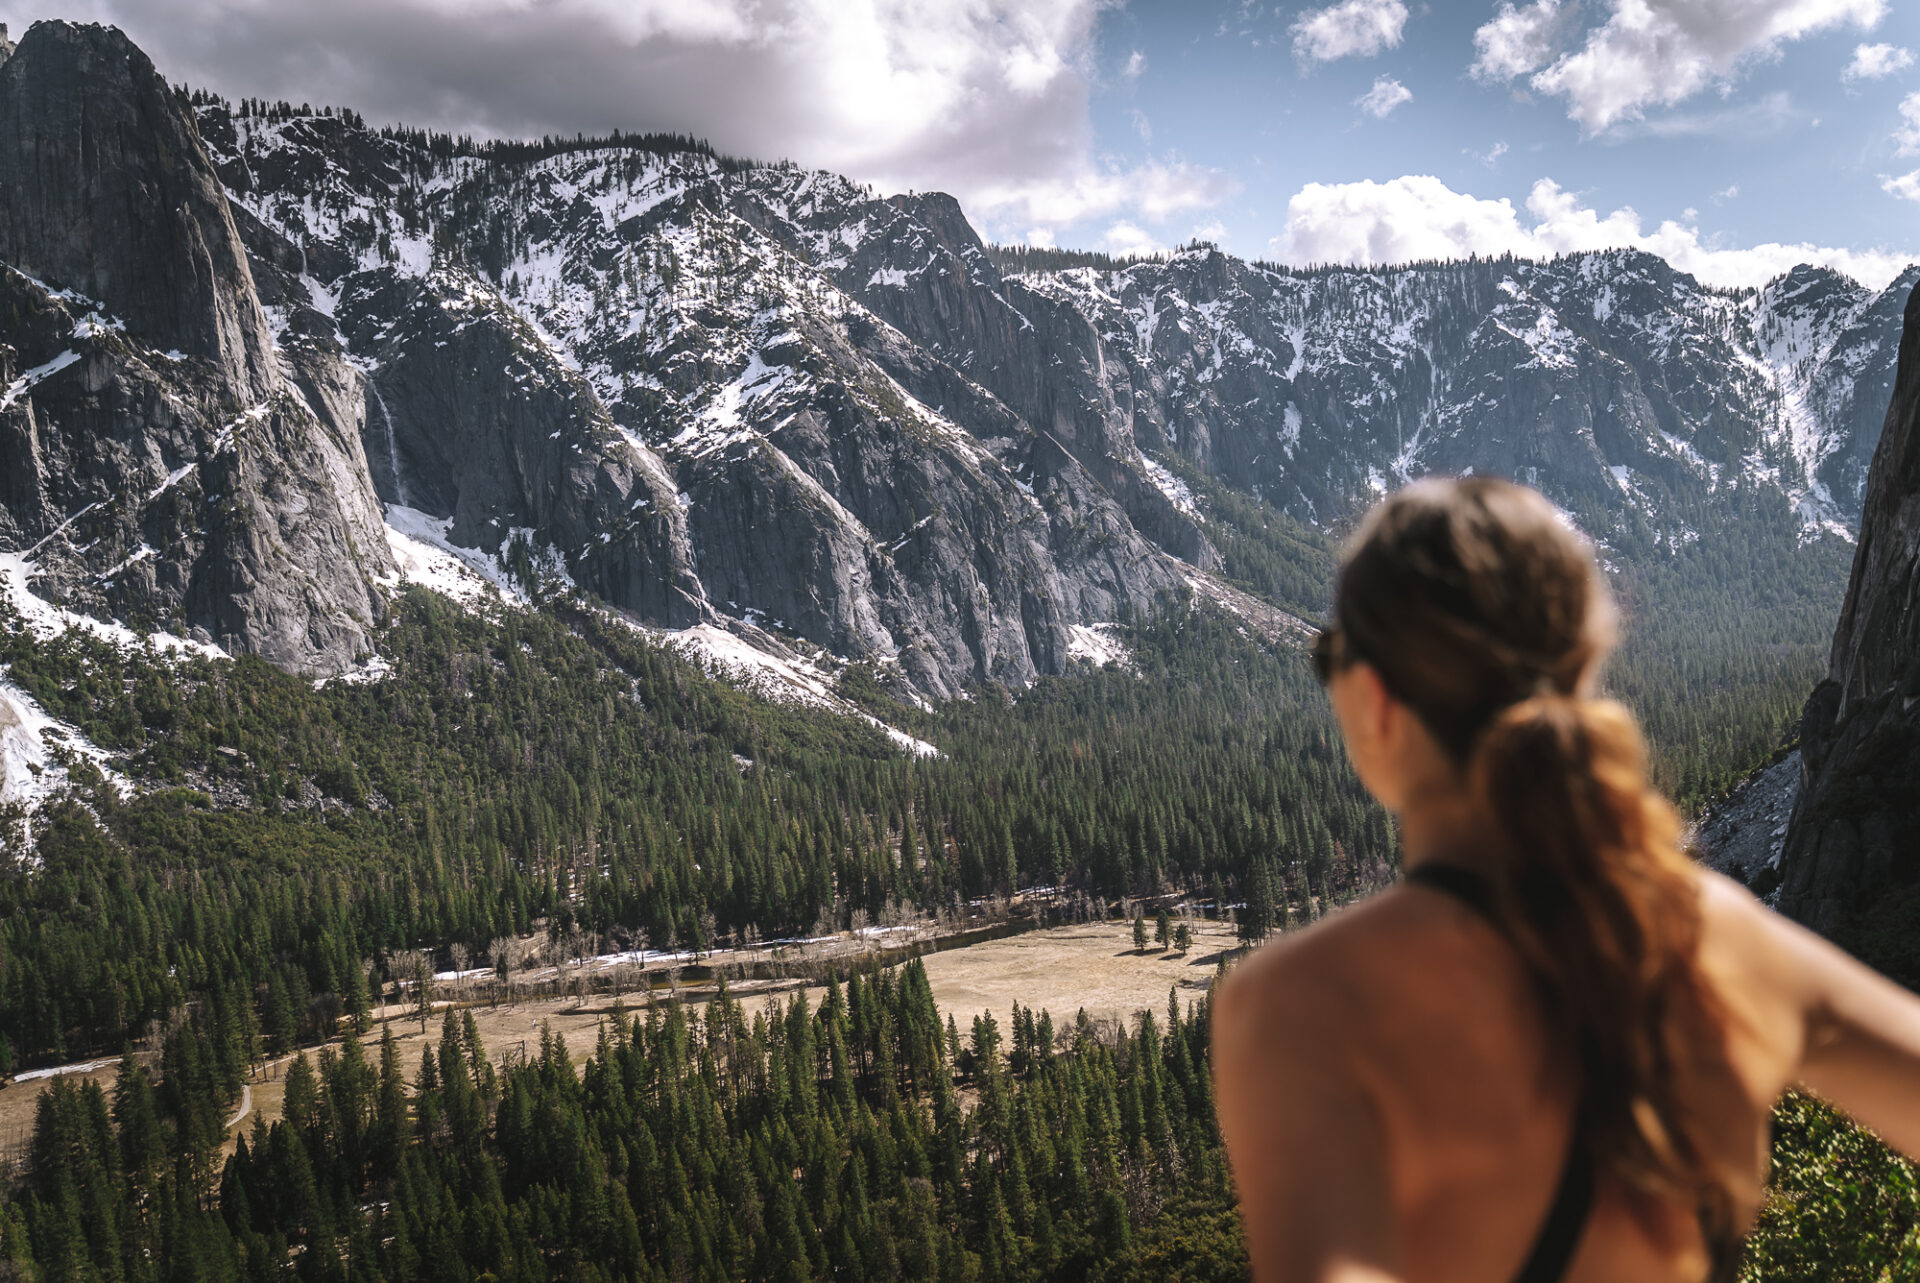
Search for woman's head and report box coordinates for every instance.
[1322,475,1745,1231]
[1320,476,1617,787]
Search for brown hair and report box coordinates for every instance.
[1335,476,1735,1230]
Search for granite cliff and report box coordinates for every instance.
[1776,282,1920,930]
[0,21,392,676]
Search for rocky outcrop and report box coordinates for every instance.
[337,266,706,627]
[1692,751,1799,885]
[1776,282,1920,929]
[0,20,394,676]
[0,22,275,399]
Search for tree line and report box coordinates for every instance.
[2,960,1249,1281]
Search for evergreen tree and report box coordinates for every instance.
[1239,859,1276,946]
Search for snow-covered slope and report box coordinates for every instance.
[1005,247,1915,542]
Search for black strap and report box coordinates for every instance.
[1403,863,1597,1283]
[1517,1129,1595,1283]
[1403,860,1496,917]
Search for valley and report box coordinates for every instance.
[0,15,1916,1283]
[0,916,1243,1171]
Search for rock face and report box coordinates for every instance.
[198,113,1209,694]
[1009,249,1916,542]
[0,22,275,399]
[1693,751,1799,884]
[0,21,393,676]
[1777,282,1920,929]
[337,266,706,627]
[187,92,1912,693]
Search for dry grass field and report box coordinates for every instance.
[0,914,1246,1164]
[916,916,1238,1033]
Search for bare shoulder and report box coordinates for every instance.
[1693,866,1849,1002]
[1695,866,1781,935]
[1214,886,1505,1060]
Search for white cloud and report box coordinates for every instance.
[1844,41,1913,80]
[967,156,1238,228]
[1025,227,1058,248]
[1121,49,1146,80]
[1882,171,1920,203]
[1471,0,1568,81]
[1627,90,1798,139]
[1191,219,1228,242]
[1471,140,1511,167]
[21,0,1233,242]
[1714,183,1740,201]
[1898,92,1920,156]
[1290,0,1408,62]
[1270,173,1917,288]
[1356,76,1413,118]
[1482,0,1888,133]
[1127,108,1152,141]
[1102,221,1164,257]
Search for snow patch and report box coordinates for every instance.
[0,551,228,662]
[654,623,938,757]
[1140,457,1199,519]
[380,506,521,608]
[1066,623,1131,671]
[1,350,81,410]
[0,679,127,814]
[313,655,394,691]
[12,1058,117,1083]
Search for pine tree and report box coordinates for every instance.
[1239,858,1276,945]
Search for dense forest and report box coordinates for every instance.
[3,954,1915,1281]
[4,958,1251,1282]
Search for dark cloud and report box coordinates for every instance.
[0,0,1233,237]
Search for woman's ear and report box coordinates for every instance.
[1331,662,1402,809]
[1357,663,1395,745]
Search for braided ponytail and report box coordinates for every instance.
[1337,477,1738,1231]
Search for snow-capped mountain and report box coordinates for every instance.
[0,19,1911,700]
[1002,248,1914,544]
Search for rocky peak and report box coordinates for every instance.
[0,22,396,678]
[0,21,276,401]
[1776,279,1920,929]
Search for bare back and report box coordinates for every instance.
[1212,867,1920,1283]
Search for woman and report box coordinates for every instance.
[1212,476,1920,1283]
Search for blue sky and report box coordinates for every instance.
[1064,0,1920,285]
[5,0,1916,287]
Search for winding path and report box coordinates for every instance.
[226,1082,252,1132]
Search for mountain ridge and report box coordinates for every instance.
[0,18,1910,707]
